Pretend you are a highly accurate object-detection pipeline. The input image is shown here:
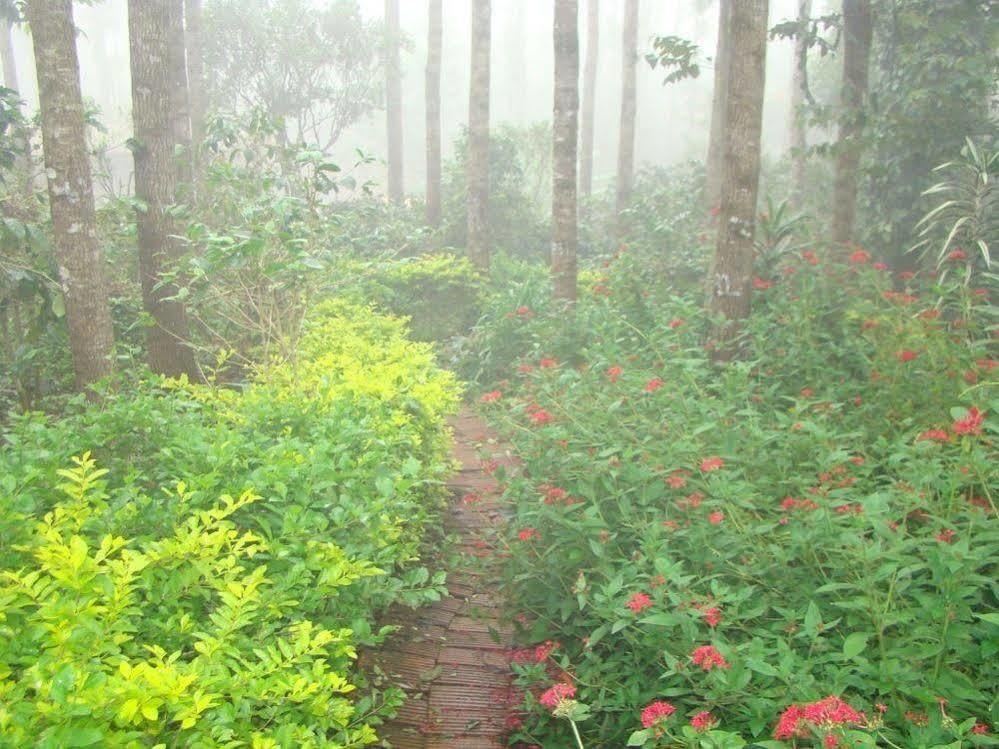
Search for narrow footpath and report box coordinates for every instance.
[369,408,521,748]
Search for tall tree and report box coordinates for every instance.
[184,0,206,147]
[167,0,192,186]
[25,0,115,392]
[385,0,404,204]
[553,0,579,301]
[789,0,811,207]
[578,0,598,202]
[831,0,872,246]
[425,0,442,226]
[705,0,731,209]
[467,0,491,269]
[709,0,768,350]
[615,0,638,225]
[128,0,199,379]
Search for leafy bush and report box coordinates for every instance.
[475,251,997,748]
[0,302,460,746]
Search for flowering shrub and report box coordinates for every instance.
[0,303,460,745]
[477,250,997,747]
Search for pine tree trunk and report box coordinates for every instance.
[425,0,442,227]
[385,0,404,204]
[25,0,115,393]
[709,0,768,353]
[467,0,491,269]
[831,0,872,247]
[579,0,598,202]
[705,0,731,210]
[167,0,192,187]
[128,0,199,379]
[615,0,638,227]
[790,0,811,208]
[553,0,579,302]
[184,0,206,147]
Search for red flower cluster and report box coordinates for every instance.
[666,471,688,489]
[644,378,665,393]
[690,711,717,732]
[640,700,676,728]
[708,511,724,525]
[509,640,558,665]
[529,408,553,426]
[953,407,984,436]
[607,365,623,382]
[917,429,951,443]
[774,696,865,740]
[896,349,919,363]
[702,607,722,627]
[539,683,576,710]
[753,276,775,290]
[669,318,685,329]
[936,528,956,544]
[479,390,502,403]
[539,357,558,368]
[540,485,574,505]
[700,456,724,472]
[691,645,729,671]
[627,592,653,613]
[849,249,871,264]
[518,527,540,542]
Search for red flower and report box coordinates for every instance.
[948,248,967,261]
[518,527,540,542]
[539,357,558,368]
[690,711,717,732]
[669,318,685,329]
[973,723,990,735]
[517,363,534,373]
[530,409,553,426]
[666,472,687,489]
[917,428,951,443]
[480,390,502,403]
[802,250,819,265]
[703,607,722,627]
[691,645,729,671]
[640,700,676,728]
[607,365,623,383]
[953,407,984,436]
[849,249,871,264]
[644,378,665,393]
[873,262,888,271]
[516,305,532,316]
[753,276,775,289]
[708,511,724,525]
[896,349,919,363]
[775,696,865,740]
[627,592,653,613]
[539,683,576,710]
[542,485,569,505]
[900,270,916,281]
[936,528,956,544]
[800,387,814,398]
[700,456,724,472]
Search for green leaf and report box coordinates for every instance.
[843,632,869,659]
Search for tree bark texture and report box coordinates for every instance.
[615,0,638,225]
[578,0,598,202]
[709,0,768,347]
[831,0,872,247]
[425,0,442,226]
[467,0,491,269]
[385,0,404,204]
[790,0,811,208]
[705,0,731,210]
[553,0,579,302]
[184,0,206,147]
[25,0,115,392]
[167,0,192,186]
[128,0,199,379]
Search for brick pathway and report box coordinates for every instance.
[368,409,520,748]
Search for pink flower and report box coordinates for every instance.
[917,429,951,443]
[607,365,623,383]
[640,700,676,728]
[896,349,919,363]
[644,378,665,393]
[703,607,722,627]
[972,723,990,735]
[666,472,687,489]
[539,357,558,368]
[627,592,653,613]
[849,249,871,264]
[948,248,967,261]
[691,645,729,671]
[518,527,540,542]
[480,390,502,403]
[516,305,532,316]
[690,711,717,732]
[774,696,865,740]
[708,511,724,525]
[753,277,775,289]
[530,409,553,426]
[936,528,956,544]
[953,407,984,436]
[873,262,888,271]
[539,683,576,710]
[700,456,724,472]
[669,318,685,329]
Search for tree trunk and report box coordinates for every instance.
[553,0,579,302]
[385,0,404,204]
[467,0,491,269]
[425,0,442,226]
[184,0,206,147]
[615,0,638,227]
[128,0,199,379]
[705,0,731,210]
[789,0,811,208]
[167,0,192,187]
[579,0,598,202]
[708,0,768,352]
[1,16,18,92]
[831,0,872,247]
[25,0,115,393]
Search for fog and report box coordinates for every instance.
[6,0,836,200]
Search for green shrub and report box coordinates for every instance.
[0,302,460,746]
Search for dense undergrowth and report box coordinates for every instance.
[471,252,998,748]
[0,302,459,747]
